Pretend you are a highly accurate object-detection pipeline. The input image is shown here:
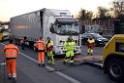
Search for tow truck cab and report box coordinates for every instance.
[103,19,124,82]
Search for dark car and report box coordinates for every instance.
[81,33,108,46]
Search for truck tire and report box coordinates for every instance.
[107,58,124,82]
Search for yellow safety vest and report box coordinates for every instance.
[64,41,75,51]
[87,39,95,43]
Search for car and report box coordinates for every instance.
[0,31,10,41]
[87,30,103,35]
[81,33,108,46]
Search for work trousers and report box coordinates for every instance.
[87,47,93,55]
[47,51,54,64]
[38,52,45,64]
[6,59,16,78]
[64,50,74,63]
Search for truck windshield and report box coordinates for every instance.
[55,23,80,35]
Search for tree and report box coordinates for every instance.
[111,0,124,17]
[78,9,93,20]
[78,9,86,20]
[86,11,93,20]
[97,6,110,20]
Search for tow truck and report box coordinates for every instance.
[103,19,124,82]
[74,18,124,82]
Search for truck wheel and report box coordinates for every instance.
[107,58,124,82]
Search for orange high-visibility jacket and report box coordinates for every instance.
[34,40,46,51]
[3,44,19,59]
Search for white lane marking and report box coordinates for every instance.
[0,62,6,66]
[20,51,81,83]
[56,71,81,83]
[0,43,6,46]
[0,43,6,66]
[1,42,81,83]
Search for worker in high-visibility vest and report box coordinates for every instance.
[34,37,46,67]
[3,39,19,81]
[64,36,76,64]
[46,37,54,64]
[87,36,95,55]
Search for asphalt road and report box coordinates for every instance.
[81,45,103,56]
[0,41,116,83]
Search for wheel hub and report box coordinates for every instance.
[110,63,121,77]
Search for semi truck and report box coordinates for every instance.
[103,18,124,82]
[10,8,83,55]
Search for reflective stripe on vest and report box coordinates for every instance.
[5,52,17,54]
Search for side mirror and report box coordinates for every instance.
[50,24,55,33]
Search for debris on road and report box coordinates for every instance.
[74,55,102,62]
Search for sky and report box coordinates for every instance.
[0,0,113,22]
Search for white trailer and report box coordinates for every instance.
[10,8,83,55]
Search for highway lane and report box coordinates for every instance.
[81,45,103,55]
[0,42,75,83]
[0,41,116,83]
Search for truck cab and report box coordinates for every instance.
[46,12,82,55]
[103,19,124,82]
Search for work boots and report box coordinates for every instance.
[38,63,41,67]
[8,76,12,80]
[87,53,89,55]
[42,63,46,67]
[38,63,46,67]
[12,77,17,83]
[87,53,93,56]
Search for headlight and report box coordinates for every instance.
[97,39,102,41]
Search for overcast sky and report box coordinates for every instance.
[0,0,113,22]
